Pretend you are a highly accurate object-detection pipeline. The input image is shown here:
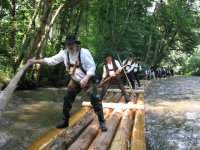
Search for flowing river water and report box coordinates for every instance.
[145,76,200,150]
[0,76,200,150]
[0,88,84,150]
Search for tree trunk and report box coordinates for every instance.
[34,4,65,59]
[0,61,32,118]
[75,5,84,37]
[152,40,160,65]
[145,34,152,64]
[8,0,16,48]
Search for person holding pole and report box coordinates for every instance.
[28,35,107,131]
[100,53,130,102]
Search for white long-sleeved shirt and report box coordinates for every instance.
[44,48,96,82]
[102,60,121,78]
[122,59,134,73]
[133,63,142,72]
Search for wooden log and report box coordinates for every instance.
[0,61,32,118]
[131,93,146,150]
[107,89,144,93]
[130,110,145,150]
[111,93,122,102]
[42,110,96,150]
[110,109,134,150]
[27,107,91,150]
[82,101,144,110]
[103,92,115,102]
[68,108,111,150]
[88,107,123,150]
[136,93,144,105]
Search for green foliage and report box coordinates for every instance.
[1,0,200,89]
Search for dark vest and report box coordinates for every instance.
[105,60,118,77]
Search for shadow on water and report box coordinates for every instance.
[145,76,200,150]
[0,88,86,150]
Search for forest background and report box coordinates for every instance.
[1,0,200,89]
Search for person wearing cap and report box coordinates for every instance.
[100,53,130,102]
[122,53,135,89]
[28,35,107,131]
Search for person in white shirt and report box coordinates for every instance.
[28,35,107,131]
[100,53,130,102]
[132,57,142,87]
[123,54,135,89]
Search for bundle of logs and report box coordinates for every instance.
[28,91,146,150]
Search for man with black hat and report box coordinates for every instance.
[28,35,107,131]
[122,53,135,89]
[100,53,130,102]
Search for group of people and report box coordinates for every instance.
[28,35,142,132]
[145,66,174,80]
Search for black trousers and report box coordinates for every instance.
[101,76,129,101]
[63,79,104,123]
[133,72,141,87]
[126,72,135,89]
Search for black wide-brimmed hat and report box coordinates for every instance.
[65,35,81,45]
[128,53,134,57]
[104,52,113,58]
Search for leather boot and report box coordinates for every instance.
[99,121,107,132]
[56,120,69,129]
[96,110,107,132]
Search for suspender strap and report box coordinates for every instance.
[66,50,70,70]
[124,59,128,65]
[66,49,87,75]
[78,50,87,74]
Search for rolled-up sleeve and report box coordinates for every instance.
[115,60,121,69]
[81,49,96,76]
[44,50,64,65]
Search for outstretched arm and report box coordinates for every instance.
[28,59,47,65]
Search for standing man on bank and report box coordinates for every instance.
[100,53,130,102]
[28,35,107,131]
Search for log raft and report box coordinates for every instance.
[27,86,147,150]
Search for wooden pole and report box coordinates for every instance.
[27,107,91,150]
